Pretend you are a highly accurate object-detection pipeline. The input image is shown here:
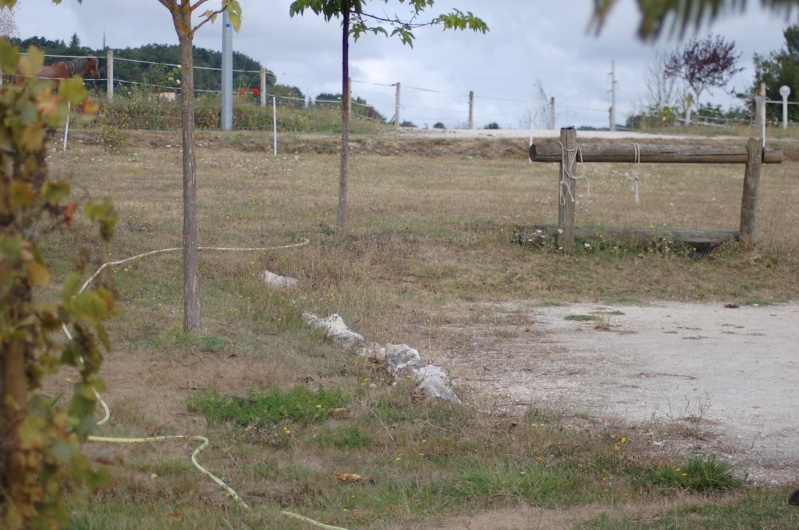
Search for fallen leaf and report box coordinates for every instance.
[63,202,78,226]
[335,473,365,482]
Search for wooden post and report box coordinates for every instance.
[740,137,763,248]
[558,128,577,251]
[106,50,113,101]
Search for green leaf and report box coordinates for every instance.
[63,272,82,299]
[0,233,23,264]
[228,10,242,31]
[0,40,19,74]
[225,0,243,31]
[16,313,37,325]
[86,466,110,491]
[41,181,71,205]
[16,46,45,78]
[58,76,89,107]
[8,180,34,208]
[95,323,112,352]
[26,259,50,287]
[18,123,46,152]
[50,439,71,463]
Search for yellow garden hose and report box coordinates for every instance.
[61,239,350,529]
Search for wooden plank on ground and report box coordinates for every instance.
[512,225,738,248]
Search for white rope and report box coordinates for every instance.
[558,141,589,205]
[631,143,641,205]
[60,238,351,529]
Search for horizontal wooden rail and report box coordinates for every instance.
[530,129,771,252]
[530,142,783,164]
[512,225,738,248]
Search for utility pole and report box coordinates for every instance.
[610,60,618,131]
[220,10,233,131]
[394,82,401,128]
[468,91,474,129]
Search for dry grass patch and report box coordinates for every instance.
[41,130,799,528]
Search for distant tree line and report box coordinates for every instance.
[753,24,799,122]
[9,34,394,120]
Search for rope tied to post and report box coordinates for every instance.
[558,141,589,205]
[631,143,641,205]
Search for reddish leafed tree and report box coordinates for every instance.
[664,34,743,115]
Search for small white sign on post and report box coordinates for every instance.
[780,85,791,130]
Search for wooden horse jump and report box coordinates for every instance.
[527,128,783,251]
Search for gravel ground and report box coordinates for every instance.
[435,300,799,486]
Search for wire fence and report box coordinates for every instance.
[9,52,797,134]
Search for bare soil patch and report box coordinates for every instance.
[430,300,799,486]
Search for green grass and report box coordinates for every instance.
[639,456,744,493]
[579,489,799,530]
[564,314,601,322]
[186,385,348,427]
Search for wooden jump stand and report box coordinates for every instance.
[526,128,783,252]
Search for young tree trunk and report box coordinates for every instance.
[336,9,350,238]
[179,31,201,332]
[1,336,27,522]
[1,143,48,522]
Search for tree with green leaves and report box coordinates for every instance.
[68,32,80,50]
[155,0,241,333]
[289,0,487,238]
[0,42,116,530]
[753,24,799,120]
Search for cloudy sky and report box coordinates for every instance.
[12,0,796,129]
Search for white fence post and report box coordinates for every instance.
[394,82,401,128]
[272,96,277,157]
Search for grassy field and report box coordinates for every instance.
[43,128,799,529]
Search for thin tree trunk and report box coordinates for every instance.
[179,32,201,332]
[2,338,27,520]
[337,8,350,238]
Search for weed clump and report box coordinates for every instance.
[640,456,743,493]
[187,385,348,427]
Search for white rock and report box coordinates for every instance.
[262,270,298,289]
[303,313,364,343]
[412,365,461,403]
[383,344,425,373]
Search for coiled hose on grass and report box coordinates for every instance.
[62,239,350,530]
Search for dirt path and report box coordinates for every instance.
[433,301,799,486]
